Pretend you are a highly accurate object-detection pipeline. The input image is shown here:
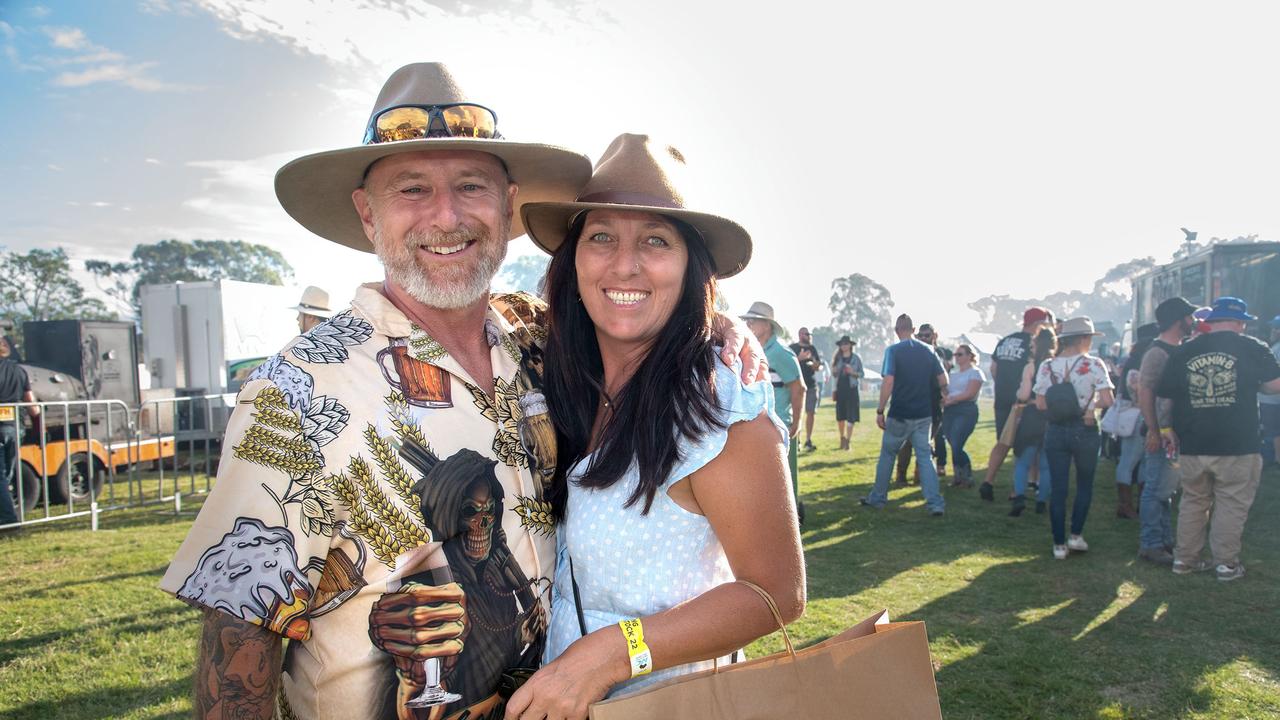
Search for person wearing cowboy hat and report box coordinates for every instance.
[161,66,765,720]
[291,285,335,333]
[830,335,862,451]
[505,134,804,718]
[741,301,806,505]
[1031,316,1116,560]
[1155,297,1280,581]
[159,62,596,720]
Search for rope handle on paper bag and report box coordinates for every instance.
[714,580,797,672]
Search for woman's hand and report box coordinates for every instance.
[504,629,628,720]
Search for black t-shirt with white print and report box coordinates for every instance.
[991,331,1032,411]
[1157,331,1280,456]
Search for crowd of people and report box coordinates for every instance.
[774,298,1280,576]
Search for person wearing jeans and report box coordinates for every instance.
[866,416,946,512]
[1138,449,1177,553]
[1031,317,1115,560]
[1012,446,1050,513]
[1044,421,1101,548]
[0,420,19,527]
[1135,297,1196,565]
[862,314,949,515]
[941,344,985,487]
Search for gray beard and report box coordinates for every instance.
[375,225,507,310]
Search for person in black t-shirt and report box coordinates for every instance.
[979,307,1055,500]
[0,338,39,528]
[790,327,824,452]
[1156,297,1280,582]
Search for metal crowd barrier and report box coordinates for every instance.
[0,393,235,532]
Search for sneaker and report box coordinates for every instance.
[1172,559,1213,575]
[859,498,881,509]
[804,441,816,452]
[1215,563,1245,582]
[979,482,994,502]
[929,509,945,517]
[1066,535,1089,552]
[1008,496,1026,517]
[1138,547,1174,566]
[1035,501,1046,514]
[1053,545,1068,560]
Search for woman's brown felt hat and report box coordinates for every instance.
[520,133,753,278]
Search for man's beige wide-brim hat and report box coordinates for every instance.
[1058,316,1104,338]
[275,62,593,252]
[290,285,333,318]
[739,300,787,339]
[520,133,752,278]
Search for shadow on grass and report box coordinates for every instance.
[23,565,170,598]
[6,676,192,720]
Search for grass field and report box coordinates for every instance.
[1,401,1278,719]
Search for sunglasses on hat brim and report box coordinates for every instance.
[363,103,502,144]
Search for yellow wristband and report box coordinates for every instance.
[618,619,652,677]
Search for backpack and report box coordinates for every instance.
[1045,357,1084,424]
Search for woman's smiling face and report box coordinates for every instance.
[574,209,690,356]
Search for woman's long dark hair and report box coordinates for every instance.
[543,212,723,518]
[1032,327,1057,367]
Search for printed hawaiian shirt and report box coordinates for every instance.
[160,283,557,720]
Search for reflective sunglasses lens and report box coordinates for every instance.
[373,107,433,143]
[440,105,497,138]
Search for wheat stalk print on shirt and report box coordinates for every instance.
[161,286,558,720]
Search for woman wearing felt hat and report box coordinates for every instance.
[830,335,862,450]
[1031,316,1116,561]
[503,134,805,719]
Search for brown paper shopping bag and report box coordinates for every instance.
[589,585,941,720]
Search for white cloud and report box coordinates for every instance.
[52,61,191,91]
[29,5,51,18]
[47,164,62,171]
[145,158,163,165]
[90,201,112,208]
[139,0,173,14]
[0,21,15,40]
[44,26,89,50]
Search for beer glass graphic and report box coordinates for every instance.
[403,563,463,709]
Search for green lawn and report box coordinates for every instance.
[1,402,1277,719]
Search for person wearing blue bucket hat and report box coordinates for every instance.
[1155,296,1280,582]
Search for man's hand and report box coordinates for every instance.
[712,314,767,383]
[369,581,468,686]
[1145,427,1161,454]
[876,412,886,431]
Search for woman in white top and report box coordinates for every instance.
[1032,317,1115,560]
[941,343,985,486]
[506,135,805,720]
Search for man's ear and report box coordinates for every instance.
[352,188,376,244]
[505,182,519,223]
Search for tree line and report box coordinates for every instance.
[0,240,292,344]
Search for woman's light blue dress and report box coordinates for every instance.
[542,360,788,697]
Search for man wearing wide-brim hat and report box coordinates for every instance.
[1155,296,1280,582]
[741,301,806,518]
[160,63,762,720]
[291,285,334,333]
[158,62,601,720]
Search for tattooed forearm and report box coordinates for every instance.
[194,609,282,720]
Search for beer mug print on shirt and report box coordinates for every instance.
[378,339,453,408]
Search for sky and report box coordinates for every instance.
[2,0,1278,342]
